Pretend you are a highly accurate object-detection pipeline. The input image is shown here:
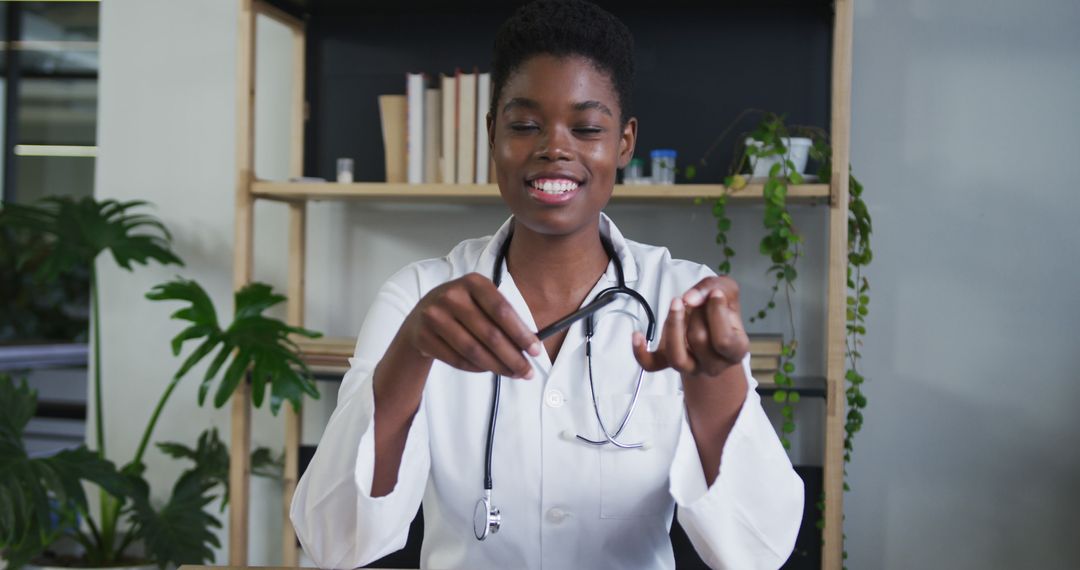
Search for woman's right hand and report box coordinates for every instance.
[397,272,541,379]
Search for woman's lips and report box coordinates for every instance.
[526,178,582,205]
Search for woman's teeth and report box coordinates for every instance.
[531,179,579,194]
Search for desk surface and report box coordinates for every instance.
[179,567,413,570]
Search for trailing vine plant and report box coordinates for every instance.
[690,111,805,449]
[689,110,873,560]
[807,139,873,565]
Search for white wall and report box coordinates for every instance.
[845,0,1080,568]
[95,0,1080,567]
[96,0,260,563]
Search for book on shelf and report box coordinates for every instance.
[749,333,783,356]
[456,69,477,184]
[423,87,441,183]
[378,95,407,183]
[378,68,497,185]
[750,354,780,372]
[406,73,426,184]
[474,72,491,184]
[439,73,457,183]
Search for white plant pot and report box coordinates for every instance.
[746,136,812,178]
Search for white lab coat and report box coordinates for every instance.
[291,214,804,570]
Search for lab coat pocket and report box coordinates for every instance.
[598,394,683,519]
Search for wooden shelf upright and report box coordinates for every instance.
[230,0,854,567]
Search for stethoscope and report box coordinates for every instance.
[473,225,657,541]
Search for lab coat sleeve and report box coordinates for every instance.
[668,354,805,570]
[290,272,431,569]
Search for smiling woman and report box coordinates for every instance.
[289,1,804,569]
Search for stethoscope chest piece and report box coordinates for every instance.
[473,491,500,540]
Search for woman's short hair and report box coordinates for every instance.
[491,0,636,126]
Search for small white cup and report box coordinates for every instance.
[336,158,354,183]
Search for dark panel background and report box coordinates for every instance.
[288,0,833,183]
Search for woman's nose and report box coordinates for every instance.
[535,126,573,161]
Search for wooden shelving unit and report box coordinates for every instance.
[230,0,853,568]
[252,180,831,202]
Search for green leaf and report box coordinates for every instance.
[0,374,133,567]
[782,420,796,433]
[773,390,788,403]
[2,197,182,282]
[251,447,285,480]
[130,471,221,569]
[149,279,322,415]
[783,362,795,374]
[789,392,801,404]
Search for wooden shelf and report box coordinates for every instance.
[251,180,830,203]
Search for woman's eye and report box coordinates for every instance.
[509,124,539,132]
[574,127,603,136]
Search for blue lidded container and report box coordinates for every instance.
[650,149,677,185]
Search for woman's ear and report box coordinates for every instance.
[486,112,495,150]
[617,117,638,169]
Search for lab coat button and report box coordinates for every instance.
[544,390,565,408]
[546,508,569,523]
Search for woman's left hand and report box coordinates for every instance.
[631,276,750,379]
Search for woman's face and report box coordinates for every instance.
[488,54,637,238]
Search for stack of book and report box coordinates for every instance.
[291,336,355,375]
[379,69,496,185]
[749,333,784,384]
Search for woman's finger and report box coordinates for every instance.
[705,289,748,363]
[464,273,542,356]
[682,275,740,311]
[427,305,518,377]
[631,331,667,372]
[662,297,697,373]
[454,304,535,379]
[417,326,484,373]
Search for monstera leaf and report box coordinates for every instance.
[0,197,182,281]
[0,374,131,570]
[157,428,282,511]
[125,469,221,570]
[146,278,321,414]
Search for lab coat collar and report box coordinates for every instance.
[474,212,640,286]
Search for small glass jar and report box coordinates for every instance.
[650,149,677,185]
[336,157,354,183]
[623,158,645,184]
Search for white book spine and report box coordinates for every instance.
[406,73,425,184]
[474,73,491,184]
[440,74,457,184]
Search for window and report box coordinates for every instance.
[2,0,99,204]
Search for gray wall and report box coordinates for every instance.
[94,0,1080,566]
[845,0,1080,568]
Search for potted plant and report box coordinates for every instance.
[687,111,874,465]
[0,197,320,570]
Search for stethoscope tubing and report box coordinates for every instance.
[478,223,657,539]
